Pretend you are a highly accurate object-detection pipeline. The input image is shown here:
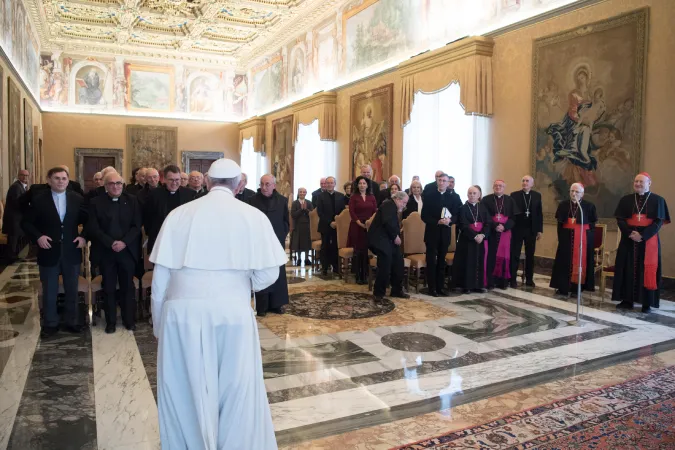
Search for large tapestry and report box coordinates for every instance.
[24,99,33,175]
[531,9,648,222]
[272,115,294,200]
[8,78,22,179]
[350,84,393,183]
[126,125,177,172]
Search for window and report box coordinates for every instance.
[402,83,489,200]
[293,120,337,198]
[240,137,266,191]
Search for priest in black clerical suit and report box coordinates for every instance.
[483,180,519,290]
[87,174,142,332]
[421,173,462,296]
[613,173,670,312]
[249,174,290,316]
[550,183,597,296]
[143,166,196,254]
[236,186,255,203]
[453,187,492,293]
[510,175,543,287]
[315,177,346,274]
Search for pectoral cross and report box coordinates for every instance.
[497,214,501,220]
[525,210,530,217]
[571,217,576,224]
[637,213,642,222]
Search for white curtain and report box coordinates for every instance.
[402,83,489,200]
[240,137,266,191]
[293,120,337,200]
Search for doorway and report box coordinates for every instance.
[83,156,115,193]
[181,151,224,176]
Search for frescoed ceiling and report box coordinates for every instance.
[28,0,335,67]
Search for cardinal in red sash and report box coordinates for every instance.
[614,173,670,313]
[550,183,598,296]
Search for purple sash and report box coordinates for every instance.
[492,215,511,279]
[470,222,488,286]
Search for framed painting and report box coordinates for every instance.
[8,78,22,179]
[530,8,648,224]
[125,64,175,112]
[271,115,294,200]
[24,99,33,175]
[349,83,393,183]
[0,67,3,164]
[126,125,177,172]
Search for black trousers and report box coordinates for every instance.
[100,251,136,327]
[7,234,23,259]
[353,249,369,282]
[426,229,451,292]
[321,229,339,272]
[511,226,537,283]
[39,256,81,328]
[373,245,404,297]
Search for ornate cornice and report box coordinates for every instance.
[291,91,337,112]
[397,37,495,78]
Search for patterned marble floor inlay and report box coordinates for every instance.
[381,332,447,352]
[287,290,395,320]
[287,277,306,284]
[443,297,564,342]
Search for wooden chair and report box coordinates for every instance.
[402,212,426,292]
[309,208,321,269]
[288,212,295,264]
[335,209,353,282]
[593,224,614,300]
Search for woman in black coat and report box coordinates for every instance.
[290,187,314,265]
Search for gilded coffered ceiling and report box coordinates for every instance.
[28,0,332,66]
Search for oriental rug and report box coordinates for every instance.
[394,365,675,449]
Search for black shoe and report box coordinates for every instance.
[426,289,439,297]
[487,285,495,290]
[304,259,312,266]
[65,325,82,334]
[105,324,116,334]
[125,324,136,331]
[438,289,449,296]
[373,295,387,303]
[641,306,652,313]
[390,291,410,299]
[510,280,518,288]
[257,310,267,317]
[616,301,634,310]
[40,326,58,338]
[322,269,328,276]
[269,308,284,315]
[499,285,508,290]
[462,289,471,294]
[525,280,536,287]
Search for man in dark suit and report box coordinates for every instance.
[57,165,85,197]
[368,192,410,302]
[88,172,142,333]
[510,175,543,287]
[84,171,105,203]
[377,175,401,205]
[421,173,462,296]
[235,172,255,202]
[360,164,380,199]
[125,168,146,196]
[143,165,196,254]
[423,170,444,198]
[315,176,345,275]
[137,167,160,205]
[22,167,88,338]
[4,170,29,260]
[311,177,327,206]
[249,174,290,316]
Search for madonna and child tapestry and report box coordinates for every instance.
[530,8,648,222]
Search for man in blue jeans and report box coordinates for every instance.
[22,167,88,338]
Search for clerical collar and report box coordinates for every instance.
[327,191,334,195]
[469,202,478,206]
[169,191,177,195]
[523,190,531,195]
[495,194,503,198]
[438,189,447,194]
[637,191,649,196]
[111,197,119,202]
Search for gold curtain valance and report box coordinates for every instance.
[291,91,337,142]
[399,36,494,126]
[238,117,267,152]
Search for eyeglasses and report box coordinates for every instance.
[106,181,123,187]
[166,178,181,184]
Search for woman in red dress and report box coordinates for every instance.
[348,176,378,284]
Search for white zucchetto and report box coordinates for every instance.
[208,158,241,178]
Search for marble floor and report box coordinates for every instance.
[1,258,675,449]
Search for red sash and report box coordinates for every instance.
[562,218,590,284]
[492,215,511,279]
[626,214,658,290]
[470,222,488,286]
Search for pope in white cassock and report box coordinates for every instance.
[150,158,286,449]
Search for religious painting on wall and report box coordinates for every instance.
[271,115,294,200]
[530,8,648,222]
[251,52,283,113]
[349,83,393,183]
[0,67,3,159]
[343,0,416,74]
[288,40,307,96]
[127,125,177,173]
[125,64,174,112]
[188,73,224,114]
[75,65,105,106]
[232,74,248,116]
[24,99,33,176]
[8,78,22,180]
[312,17,337,88]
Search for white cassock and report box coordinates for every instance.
[150,185,287,450]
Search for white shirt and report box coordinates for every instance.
[51,190,66,222]
[414,195,423,213]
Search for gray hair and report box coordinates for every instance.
[208,174,242,190]
[261,173,276,184]
[93,171,102,181]
[325,176,336,183]
[392,191,409,201]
